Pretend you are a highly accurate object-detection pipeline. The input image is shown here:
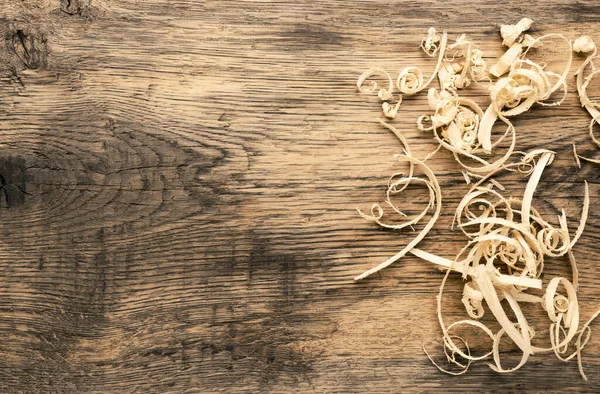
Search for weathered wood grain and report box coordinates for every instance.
[1,0,600,392]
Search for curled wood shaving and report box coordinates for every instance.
[357,67,401,118]
[354,140,442,281]
[438,34,488,92]
[398,29,448,95]
[574,141,600,165]
[356,28,449,119]
[478,33,572,156]
[357,67,394,100]
[410,248,542,289]
[419,91,516,173]
[575,37,600,163]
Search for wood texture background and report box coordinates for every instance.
[1,0,600,392]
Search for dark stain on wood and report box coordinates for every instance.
[562,2,600,23]
[284,23,344,48]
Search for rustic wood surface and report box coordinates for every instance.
[1,0,600,392]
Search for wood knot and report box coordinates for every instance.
[61,0,93,18]
[9,27,47,70]
[0,155,29,209]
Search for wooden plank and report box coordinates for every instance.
[0,0,599,392]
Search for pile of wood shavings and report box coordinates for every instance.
[355,19,600,378]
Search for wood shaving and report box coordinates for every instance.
[500,18,533,47]
[439,34,488,92]
[490,43,523,78]
[575,35,600,163]
[574,36,596,53]
[354,19,600,380]
[354,136,442,281]
[356,28,451,119]
[479,35,572,155]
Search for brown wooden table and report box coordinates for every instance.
[1,0,600,392]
